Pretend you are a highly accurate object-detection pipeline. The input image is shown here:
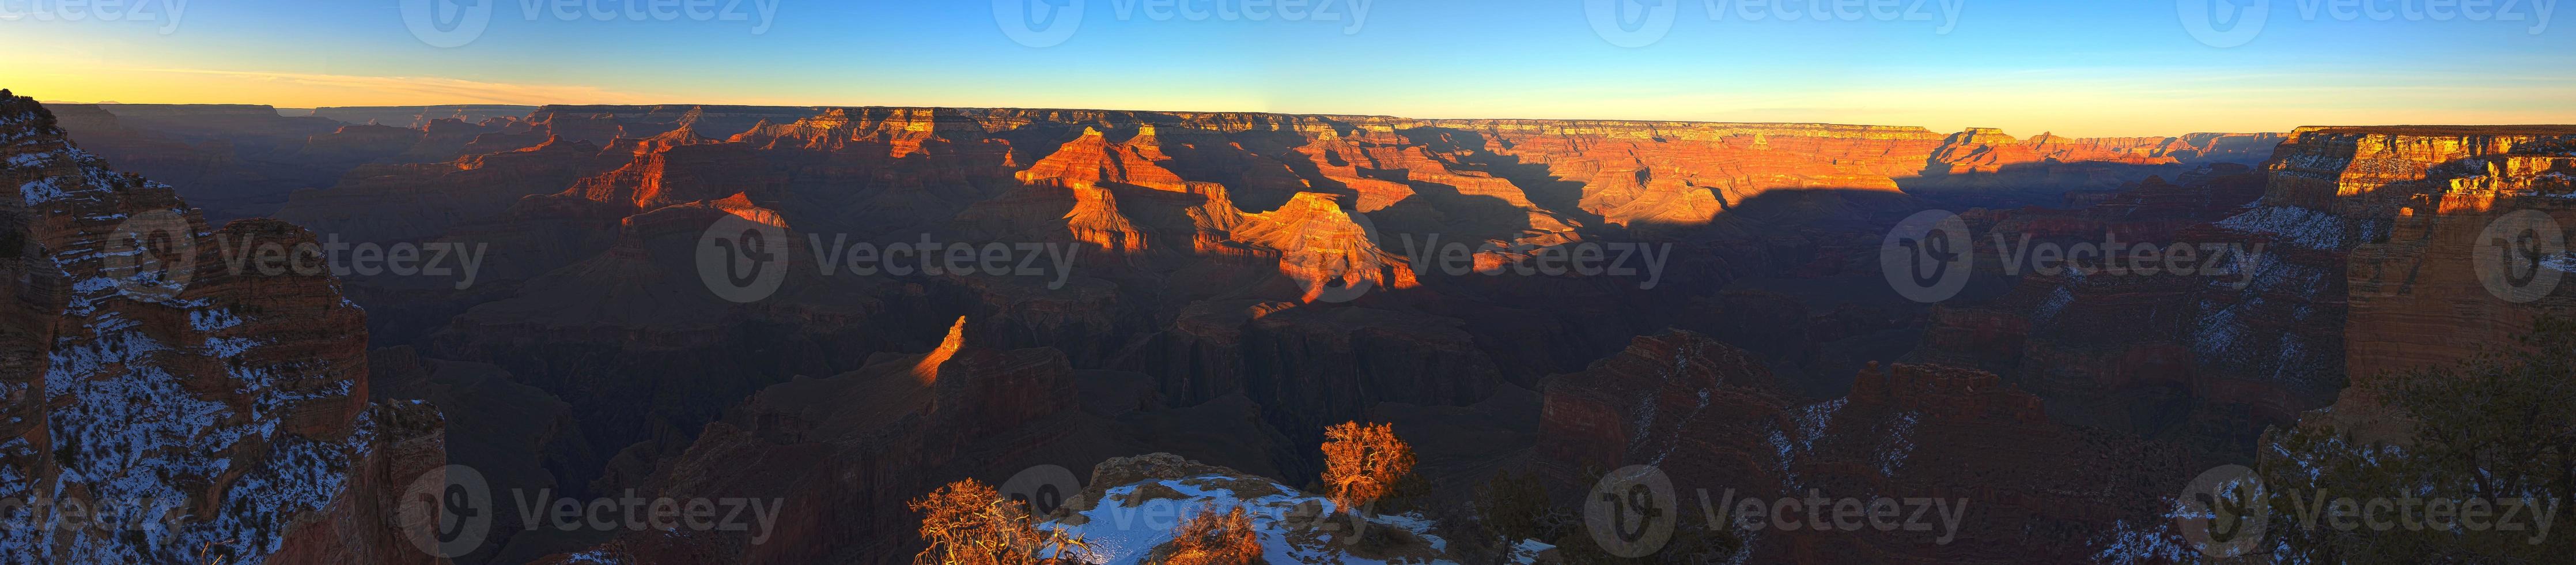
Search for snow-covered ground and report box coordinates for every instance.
[1041,473,1456,565]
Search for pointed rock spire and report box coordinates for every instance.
[916,316,968,383]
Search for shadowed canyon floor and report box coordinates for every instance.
[14,93,2576,563]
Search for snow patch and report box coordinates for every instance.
[1044,474,1455,565]
[2215,205,2355,250]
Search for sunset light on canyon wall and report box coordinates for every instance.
[3,1,2574,563]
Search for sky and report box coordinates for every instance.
[1,0,2571,137]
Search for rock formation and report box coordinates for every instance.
[1,90,440,564]
[45,97,2351,563]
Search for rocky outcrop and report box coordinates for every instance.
[1,91,440,564]
[1912,126,2576,460]
[535,318,1080,563]
[2317,127,2576,379]
[1043,453,1460,564]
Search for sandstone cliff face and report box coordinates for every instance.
[1,92,440,563]
[2192,126,2576,563]
[2313,127,2576,380]
[1909,126,2576,459]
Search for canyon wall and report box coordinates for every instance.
[42,99,2312,562]
[1,91,438,564]
[2318,127,2576,379]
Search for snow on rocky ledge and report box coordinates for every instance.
[1041,454,1457,565]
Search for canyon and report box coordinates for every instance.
[18,95,2569,563]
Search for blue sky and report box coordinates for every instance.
[3,0,2570,136]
